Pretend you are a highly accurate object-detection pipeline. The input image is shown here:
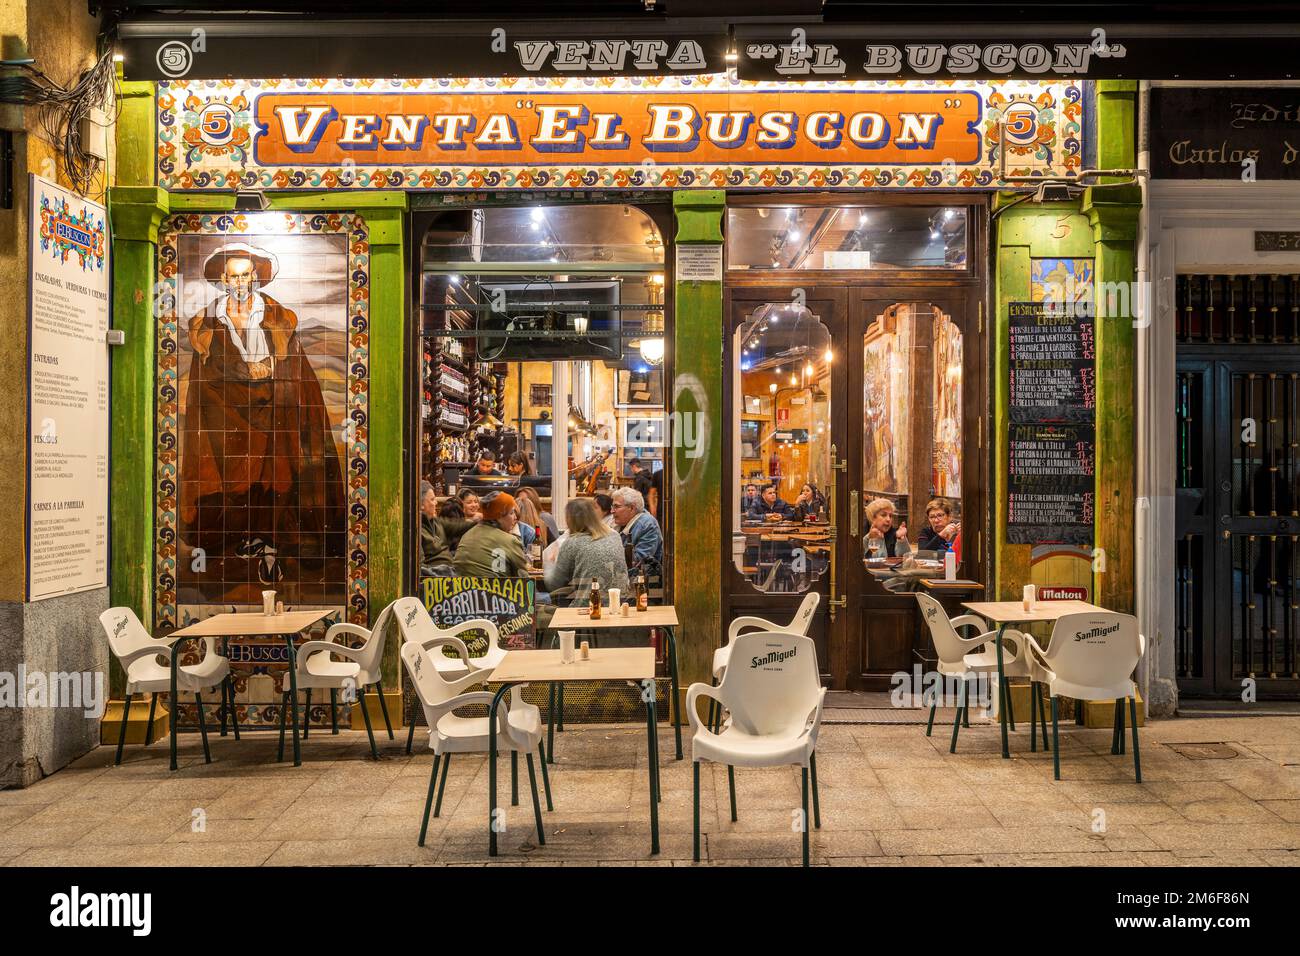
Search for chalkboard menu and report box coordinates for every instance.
[1008,423,1096,545]
[1007,299,1096,546]
[1009,301,1095,423]
[420,576,537,654]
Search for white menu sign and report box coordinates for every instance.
[26,175,109,601]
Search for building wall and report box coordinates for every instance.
[0,1,111,787]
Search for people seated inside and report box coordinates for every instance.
[741,483,761,515]
[793,482,827,521]
[453,491,530,578]
[515,492,549,551]
[916,498,961,553]
[746,484,796,521]
[516,486,557,543]
[862,497,910,558]
[473,451,502,476]
[629,457,654,500]
[438,495,465,520]
[506,451,532,476]
[419,482,475,577]
[543,497,630,605]
[610,486,663,577]
[456,488,482,519]
[593,492,617,530]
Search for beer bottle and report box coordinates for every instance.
[635,570,649,612]
[589,577,602,620]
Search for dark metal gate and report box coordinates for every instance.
[1176,274,1300,698]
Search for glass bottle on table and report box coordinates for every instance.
[635,570,649,612]
[589,577,602,619]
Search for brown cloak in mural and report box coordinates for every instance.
[180,289,346,589]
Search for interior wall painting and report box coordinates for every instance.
[155,213,370,651]
[932,310,963,500]
[862,310,908,495]
[1030,257,1095,309]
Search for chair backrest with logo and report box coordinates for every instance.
[914,592,971,666]
[1043,612,1142,700]
[790,591,821,635]
[353,599,397,678]
[100,607,151,662]
[717,631,822,739]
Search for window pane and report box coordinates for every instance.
[727,206,967,271]
[733,303,832,594]
[862,302,963,562]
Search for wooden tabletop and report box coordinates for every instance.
[169,609,335,638]
[550,605,679,629]
[920,578,984,591]
[962,599,1107,624]
[490,647,655,683]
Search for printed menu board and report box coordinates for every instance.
[420,576,537,653]
[26,175,109,601]
[1008,300,1096,423]
[1007,423,1096,545]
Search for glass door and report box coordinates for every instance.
[844,288,980,686]
[724,287,847,683]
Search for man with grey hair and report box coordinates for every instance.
[610,486,663,577]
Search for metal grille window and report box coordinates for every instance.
[1176,274,1300,345]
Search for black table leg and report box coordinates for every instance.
[643,678,660,855]
[169,639,180,771]
[546,681,556,764]
[994,623,1010,759]
[285,633,301,767]
[664,625,683,760]
[488,682,517,857]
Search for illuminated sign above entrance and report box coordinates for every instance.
[158,76,1083,190]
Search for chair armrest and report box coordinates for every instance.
[324,622,371,647]
[117,641,177,667]
[686,682,724,735]
[439,619,501,669]
[949,614,987,635]
[415,634,473,668]
[1019,632,1052,672]
[804,686,828,746]
[295,639,366,666]
[726,616,780,644]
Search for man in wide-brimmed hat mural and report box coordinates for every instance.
[179,241,345,591]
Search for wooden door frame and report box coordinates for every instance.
[721,194,990,690]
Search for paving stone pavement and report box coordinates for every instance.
[2,716,1298,867]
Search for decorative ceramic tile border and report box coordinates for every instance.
[156,76,1083,190]
[153,211,370,634]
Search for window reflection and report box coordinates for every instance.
[733,303,832,593]
[862,302,963,562]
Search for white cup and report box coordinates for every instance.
[1022,584,1036,612]
[607,588,621,612]
[262,590,276,615]
[559,630,576,663]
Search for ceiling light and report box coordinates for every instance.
[790,374,798,385]
[943,208,955,221]
[530,208,545,222]
[788,230,801,242]
[639,336,665,366]
[769,383,778,394]
[824,348,833,362]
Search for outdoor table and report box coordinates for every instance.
[548,604,683,760]
[485,647,660,857]
[165,609,334,770]
[961,600,1109,759]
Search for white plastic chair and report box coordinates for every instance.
[283,600,397,761]
[394,595,513,754]
[400,637,551,848]
[915,592,1035,753]
[1020,612,1145,782]
[708,592,820,733]
[101,607,232,766]
[687,631,826,867]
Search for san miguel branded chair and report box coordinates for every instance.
[687,631,826,867]
[707,592,820,734]
[100,607,233,766]
[1021,612,1145,782]
[400,636,551,848]
[392,596,512,754]
[282,599,397,761]
[915,593,1037,754]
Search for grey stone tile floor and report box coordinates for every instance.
[3,715,1298,867]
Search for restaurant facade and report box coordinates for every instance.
[100,22,1141,736]
[10,6,1300,782]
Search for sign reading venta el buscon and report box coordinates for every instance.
[157,76,1082,190]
